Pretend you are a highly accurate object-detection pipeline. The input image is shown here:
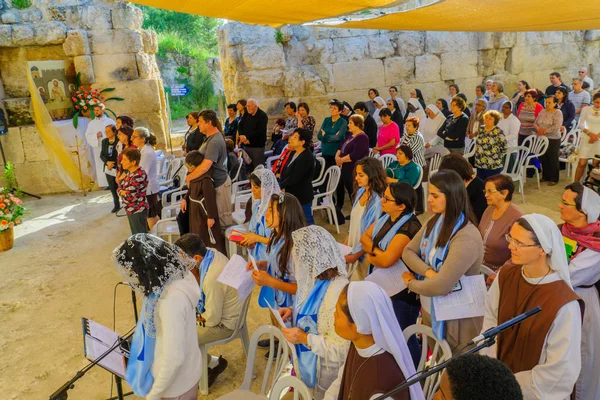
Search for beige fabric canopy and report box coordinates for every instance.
[129,0,600,31]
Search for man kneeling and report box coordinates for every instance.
[175,233,241,387]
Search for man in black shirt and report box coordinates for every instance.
[239,98,268,171]
[545,71,569,96]
[354,101,378,148]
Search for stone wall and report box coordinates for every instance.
[218,22,600,125]
[0,0,168,194]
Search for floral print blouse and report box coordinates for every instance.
[474,126,507,170]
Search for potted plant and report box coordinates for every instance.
[0,162,25,252]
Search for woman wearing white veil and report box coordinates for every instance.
[422,104,449,161]
[481,214,583,400]
[278,225,350,399]
[325,281,425,400]
[559,183,600,400]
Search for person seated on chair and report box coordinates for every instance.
[559,182,600,400]
[360,182,422,366]
[238,167,280,260]
[433,354,523,400]
[480,214,583,400]
[278,225,350,399]
[439,152,487,223]
[386,145,421,187]
[112,234,201,400]
[324,281,425,400]
[174,233,241,388]
[344,157,386,281]
[180,150,226,255]
[246,192,306,356]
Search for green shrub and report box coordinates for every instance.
[12,0,31,9]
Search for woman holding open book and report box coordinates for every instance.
[401,170,484,353]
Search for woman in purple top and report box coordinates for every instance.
[335,114,370,219]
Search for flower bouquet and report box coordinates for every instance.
[0,162,25,251]
[71,72,124,128]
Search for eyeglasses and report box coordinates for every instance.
[579,71,585,73]
[505,234,539,248]
[482,189,500,195]
[560,199,577,207]
[381,196,396,204]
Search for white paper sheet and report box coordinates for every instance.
[217,254,256,302]
[337,243,353,256]
[365,262,408,296]
[265,299,287,329]
[248,254,259,272]
[83,319,128,378]
[433,274,487,321]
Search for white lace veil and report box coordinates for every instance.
[292,225,347,306]
[251,166,281,219]
[348,281,425,400]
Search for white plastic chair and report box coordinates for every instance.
[312,166,341,234]
[521,135,549,189]
[232,179,251,199]
[158,157,181,183]
[502,146,530,203]
[403,324,452,400]
[269,376,312,400]
[232,193,253,225]
[199,295,252,395]
[312,156,326,185]
[480,264,495,278]
[413,164,423,190]
[429,153,442,176]
[379,154,396,170]
[369,148,379,158]
[231,154,244,183]
[559,128,581,180]
[216,325,293,400]
[161,189,187,208]
[151,218,180,243]
[464,139,477,159]
[160,165,188,198]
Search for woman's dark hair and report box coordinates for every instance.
[118,126,134,146]
[485,174,515,202]
[249,171,262,187]
[199,109,223,132]
[340,284,353,323]
[175,233,208,257]
[389,182,417,214]
[449,83,460,93]
[414,89,426,109]
[285,102,297,112]
[349,114,364,130]
[437,98,449,110]
[379,108,392,118]
[275,118,286,127]
[515,218,541,246]
[226,104,236,111]
[186,111,200,122]
[236,99,247,108]
[267,193,306,277]
[117,115,134,127]
[397,144,413,160]
[426,170,475,247]
[368,88,380,97]
[316,268,340,281]
[294,128,313,149]
[355,157,387,198]
[476,84,486,94]
[439,153,473,181]
[298,102,310,114]
[451,97,467,111]
[519,80,531,90]
[122,147,141,165]
[225,138,235,153]
[593,92,600,102]
[106,124,117,135]
[330,100,344,112]
[353,101,367,112]
[185,150,205,167]
[564,182,585,214]
[555,87,570,104]
[524,89,539,101]
[456,93,468,103]
[545,95,558,108]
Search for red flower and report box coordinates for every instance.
[1,220,7,226]
[75,105,79,109]
[101,96,105,100]
[84,92,88,96]
[0,203,5,209]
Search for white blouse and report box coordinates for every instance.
[497,114,521,148]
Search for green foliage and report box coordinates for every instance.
[2,162,18,192]
[12,0,31,9]
[275,29,284,44]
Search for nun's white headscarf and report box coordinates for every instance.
[521,214,572,288]
[292,225,347,306]
[348,281,425,400]
[581,186,600,224]
[373,96,386,107]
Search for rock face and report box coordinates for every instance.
[0,0,168,194]
[218,22,600,124]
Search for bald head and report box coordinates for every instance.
[579,67,589,78]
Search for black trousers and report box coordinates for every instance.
[335,168,355,214]
[106,173,120,209]
[540,138,561,183]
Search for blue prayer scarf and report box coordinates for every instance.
[126,293,160,397]
[294,279,331,388]
[418,213,465,340]
[368,213,413,276]
[351,187,382,254]
[249,200,271,261]
[258,238,294,310]
[196,249,214,314]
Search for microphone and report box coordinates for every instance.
[468,306,542,345]
[119,281,135,288]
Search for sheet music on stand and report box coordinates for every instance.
[82,318,129,379]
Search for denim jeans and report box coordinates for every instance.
[301,203,314,225]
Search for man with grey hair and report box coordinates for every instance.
[84,103,115,187]
[579,67,594,90]
[238,98,268,171]
[569,77,591,117]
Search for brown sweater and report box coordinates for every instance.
[337,344,409,400]
[478,203,524,270]
[497,263,582,373]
